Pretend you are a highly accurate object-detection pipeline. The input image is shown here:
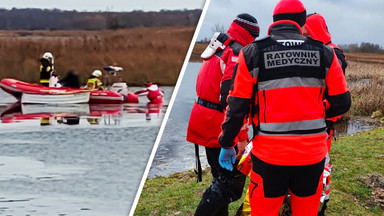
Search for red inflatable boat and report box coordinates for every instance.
[0,78,90,104]
[90,90,138,104]
[0,78,139,104]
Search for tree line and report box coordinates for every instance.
[339,42,384,54]
[0,8,201,30]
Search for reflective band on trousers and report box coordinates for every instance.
[40,79,49,83]
[259,118,326,132]
[258,77,325,91]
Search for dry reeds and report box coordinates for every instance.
[190,42,206,62]
[345,53,384,117]
[0,27,195,86]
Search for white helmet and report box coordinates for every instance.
[92,70,102,77]
[42,52,54,65]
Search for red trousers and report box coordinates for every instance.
[249,155,324,216]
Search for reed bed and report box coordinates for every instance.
[345,53,384,118]
[0,27,195,86]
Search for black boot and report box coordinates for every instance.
[194,187,229,216]
[318,199,329,216]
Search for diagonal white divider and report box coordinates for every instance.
[128,0,212,215]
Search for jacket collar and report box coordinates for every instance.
[268,20,303,36]
[227,22,255,47]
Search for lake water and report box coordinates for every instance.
[148,62,378,178]
[0,86,173,216]
[149,62,203,178]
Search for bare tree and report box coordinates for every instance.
[211,23,226,33]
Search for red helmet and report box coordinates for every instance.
[273,0,306,26]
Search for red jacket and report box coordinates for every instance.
[187,22,254,147]
[305,13,348,123]
[305,13,347,73]
[219,21,351,165]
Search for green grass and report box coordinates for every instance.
[135,128,384,216]
[135,169,249,216]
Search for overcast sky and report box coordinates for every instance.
[198,0,384,47]
[1,0,383,46]
[0,0,205,12]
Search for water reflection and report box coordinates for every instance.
[0,87,173,215]
[0,102,164,126]
[334,119,376,136]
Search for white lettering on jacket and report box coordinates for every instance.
[264,50,320,69]
[276,40,305,46]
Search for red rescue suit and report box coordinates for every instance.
[305,13,349,215]
[187,22,253,147]
[305,13,348,151]
[219,20,351,216]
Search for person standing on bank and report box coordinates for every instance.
[303,13,348,216]
[186,13,260,216]
[218,0,351,215]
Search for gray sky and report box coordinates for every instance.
[197,0,384,47]
[0,0,205,12]
[2,0,383,46]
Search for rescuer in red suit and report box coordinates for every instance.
[187,13,260,216]
[303,13,348,216]
[218,1,351,215]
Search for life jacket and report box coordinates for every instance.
[87,77,102,90]
[187,22,254,148]
[241,21,338,165]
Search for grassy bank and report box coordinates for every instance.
[0,27,195,86]
[134,128,384,215]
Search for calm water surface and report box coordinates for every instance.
[149,62,203,178]
[0,86,173,216]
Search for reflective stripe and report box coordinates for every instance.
[257,130,326,137]
[258,77,325,91]
[259,118,326,132]
[325,193,330,200]
[40,79,49,83]
[40,65,51,73]
[220,59,225,74]
[251,67,259,78]
[325,67,329,77]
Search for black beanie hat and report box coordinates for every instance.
[273,0,307,27]
[233,13,260,38]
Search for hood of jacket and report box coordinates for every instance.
[304,14,332,45]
